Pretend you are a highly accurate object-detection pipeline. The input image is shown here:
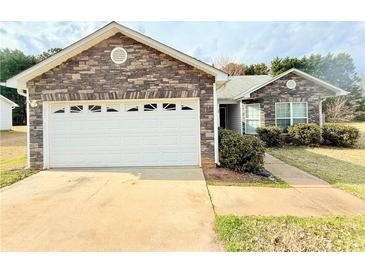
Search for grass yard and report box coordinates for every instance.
[268,122,365,200]
[0,126,37,188]
[215,215,365,252]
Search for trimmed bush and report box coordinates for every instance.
[287,123,321,146]
[218,128,265,173]
[322,124,360,147]
[256,126,283,147]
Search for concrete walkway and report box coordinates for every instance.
[264,154,330,188]
[209,154,365,216]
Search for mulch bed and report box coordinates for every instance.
[203,166,269,183]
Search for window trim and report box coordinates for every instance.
[245,103,260,135]
[275,102,308,129]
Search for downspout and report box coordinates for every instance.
[319,98,326,143]
[17,88,30,168]
[213,83,219,165]
[319,98,326,128]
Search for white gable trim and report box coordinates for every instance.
[2,21,228,90]
[0,94,18,107]
[234,68,348,100]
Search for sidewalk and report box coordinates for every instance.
[208,154,365,216]
[264,153,330,188]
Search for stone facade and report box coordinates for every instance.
[27,33,215,168]
[241,72,334,132]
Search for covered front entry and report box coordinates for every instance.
[218,103,242,134]
[45,99,200,168]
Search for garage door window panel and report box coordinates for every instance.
[181,104,194,110]
[88,105,102,113]
[126,105,139,112]
[144,103,158,111]
[53,107,65,114]
[163,103,176,111]
[70,105,83,113]
[106,106,119,112]
[125,104,139,112]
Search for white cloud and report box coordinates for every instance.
[0,21,364,74]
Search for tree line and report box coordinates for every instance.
[214,53,364,121]
[0,48,62,125]
[0,49,364,124]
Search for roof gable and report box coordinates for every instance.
[2,21,227,90]
[234,68,348,99]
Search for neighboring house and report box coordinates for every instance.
[0,94,18,130]
[0,21,347,169]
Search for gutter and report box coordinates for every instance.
[0,81,27,97]
[17,89,27,97]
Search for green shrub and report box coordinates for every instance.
[218,128,265,172]
[322,124,360,147]
[256,126,283,147]
[287,123,321,146]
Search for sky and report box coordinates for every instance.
[0,21,364,76]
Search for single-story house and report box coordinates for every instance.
[1,21,347,169]
[0,94,18,130]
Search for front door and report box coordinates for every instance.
[219,106,227,128]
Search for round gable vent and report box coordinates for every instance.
[286,79,297,89]
[111,47,127,64]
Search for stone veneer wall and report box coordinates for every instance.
[241,72,334,132]
[27,33,215,168]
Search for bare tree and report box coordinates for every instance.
[325,97,354,122]
[212,56,233,69]
[212,56,246,76]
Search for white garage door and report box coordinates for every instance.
[46,99,200,168]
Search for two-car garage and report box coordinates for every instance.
[45,99,200,168]
[3,22,226,169]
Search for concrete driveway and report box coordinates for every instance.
[0,168,220,251]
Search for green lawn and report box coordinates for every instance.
[1,169,37,188]
[268,122,365,200]
[215,215,365,252]
[0,126,37,188]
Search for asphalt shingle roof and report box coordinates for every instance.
[217,75,272,100]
